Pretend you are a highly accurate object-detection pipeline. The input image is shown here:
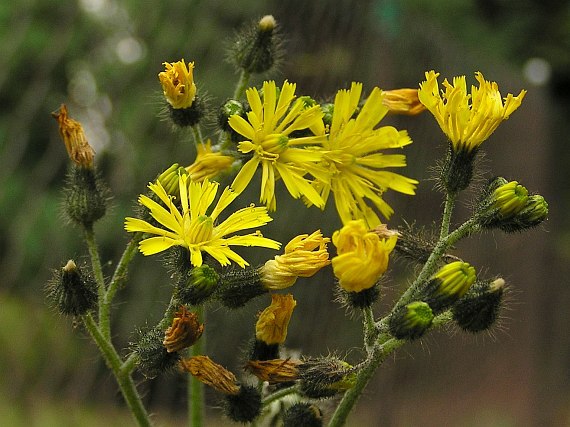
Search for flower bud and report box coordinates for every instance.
[283,402,323,427]
[215,266,267,309]
[176,264,220,305]
[223,385,262,423]
[232,15,281,74]
[133,326,181,379]
[320,103,335,128]
[298,357,356,399]
[498,195,549,232]
[382,88,426,115]
[157,163,188,196]
[163,306,204,352]
[477,177,529,228]
[452,278,505,333]
[46,260,97,316]
[218,98,247,134]
[159,60,197,109]
[388,301,434,340]
[422,261,477,314]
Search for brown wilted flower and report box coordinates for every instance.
[52,104,95,168]
[180,355,240,395]
[245,358,301,383]
[163,306,204,353]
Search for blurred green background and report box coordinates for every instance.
[1,0,569,425]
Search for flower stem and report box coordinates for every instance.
[233,70,251,99]
[189,305,205,427]
[191,125,204,149]
[439,192,457,240]
[362,307,376,353]
[395,218,480,311]
[262,385,298,407]
[82,313,152,427]
[328,338,403,427]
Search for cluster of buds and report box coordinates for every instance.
[476,177,548,232]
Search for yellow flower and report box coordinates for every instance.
[158,59,197,109]
[52,104,95,168]
[382,88,426,115]
[228,80,327,211]
[124,174,280,268]
[332,219,397,293]
[260,230,330,289]
[316,82,418,228]
[418,70,526,152]
[186,140,235,182]
[255,293,297,345]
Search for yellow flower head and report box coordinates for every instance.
[158,59,197,109]
[260,230,330,289]
[52,104,95,168]
[228,80,327,211]
[382,88,426,115]
[318,82,418,228]
[186,140,235,182]
[418,70,526,152]
[332,219,397,293]
[125,174,280,268]
[255,293,297,345]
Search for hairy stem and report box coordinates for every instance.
[189,305,205,427]
[439,192,457,240]
[82,314,152,427]
[233,70,251,99]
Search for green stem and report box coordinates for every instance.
[395,218,480,311]
[82,314,152,427]
[439,192,457,240]
[191,125,204,149]
[189,305,205,427]
[328,338,403,427]
[233,70,251,99]
[120,353,140,376]
[83,225,105,290]
[99,233,142,340]
[261,385,298,407]
[362,307,376,353]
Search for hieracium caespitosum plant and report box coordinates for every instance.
[48,13,547,427]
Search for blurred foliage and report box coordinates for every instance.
[1,0,569,425]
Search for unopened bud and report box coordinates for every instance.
[133,326,181,379]
[422,261,477,314]
[283,402,323,427]
[63,164,108,227]
[176,264,219,305]
[46,260,97,316]
[453,278,505,333]
[388,301,434,340]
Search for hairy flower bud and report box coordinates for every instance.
[216,266,267,308]
[298,357,356,399]
[223,385,262,423]
[46,260,97,316]
[133,327,181,379]
[157,164,188,196]
[283,402,323,427]
[422,261,477,314]
[389,301,434,340]
[231,15,281,74]
[176,264,220,306]
[452,278,505,333]
[63,165,109,227]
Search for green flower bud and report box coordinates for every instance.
[440,143,479,193]
[298,357,356,399]
[453,278,505,333]
[223,385,262,423]
[283,402,323,427]
[422,261,477,314]
[218,99,246,133]
[64,165,108,227]
[176,264,220,305]
[477,178,530,228]
[498,194,549,232]
[389,301,434,340]
[46,260,97,316]
[231,15,282,74]
[215,266,267,309]
[157,164,188,197]
[321,103,334,128]
[132,326,181,379]
[167,95,206,127]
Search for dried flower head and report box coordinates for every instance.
[180,355,240,395]
[163,306,204,353]
[52,104,95,168]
